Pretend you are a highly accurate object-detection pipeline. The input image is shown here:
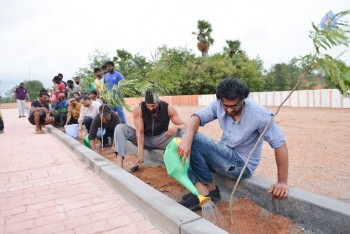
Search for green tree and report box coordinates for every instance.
[24,80,44,99]
[76,49,111,92]
[113,49,133,77]
[140,46,194,95]
[224,40,243,58]
[192,20,214,57]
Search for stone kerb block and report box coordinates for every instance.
[100,164,227,234]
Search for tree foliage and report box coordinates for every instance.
[192,20,214,57]
[72,12,350,106]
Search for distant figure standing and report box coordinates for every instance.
[52,76,66,103]
[103,61,126,123]
[57,73,67,87]
[66,80,82,99]
[93,68,104,97]
[74,77,81,86]
[14,82,30,118]
[101,64,108,75]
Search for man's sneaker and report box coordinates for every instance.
[18,115,21,118]
[208,186,221,203]
[181,192,193,200]
[179,193,201,211]
[182,186,221,203]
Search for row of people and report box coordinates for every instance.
[28,77,289,212]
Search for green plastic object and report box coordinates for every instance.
[83,134,91,149]
[163,138,199,196]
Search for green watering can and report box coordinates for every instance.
[83,134,91,149]
[163,138,210,206]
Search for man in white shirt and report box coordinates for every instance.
[78,95,101,133]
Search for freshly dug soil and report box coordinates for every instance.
[96,150,304,234]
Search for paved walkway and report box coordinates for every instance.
[0,109,162,234]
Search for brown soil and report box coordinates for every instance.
[83,147,303,233]
[122,106,350,203]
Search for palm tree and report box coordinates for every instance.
[192,20,214,57]
[224,40,243,58]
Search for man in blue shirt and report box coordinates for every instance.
[103,61,126,123]
[177,78,289,211]
[53,93,69,127]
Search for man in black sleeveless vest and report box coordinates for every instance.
[113,90,186,170]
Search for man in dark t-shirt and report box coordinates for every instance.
[28,92,54,134]
[113,90,186,171]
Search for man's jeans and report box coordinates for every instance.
[83,116,93,132]
[96,128,114,145]
[110,106,126,124]
[188,133,251,185]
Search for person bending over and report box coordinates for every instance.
[114,90,186,170]
[177,78,289,211]
[89,105,122,150]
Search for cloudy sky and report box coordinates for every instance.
[0,0,349,95]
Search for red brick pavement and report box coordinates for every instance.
[0,109,162,234]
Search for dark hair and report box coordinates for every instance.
[89,90,97,95]
[73,92,81,96]
[94,68,101,73]
[58,73,63,78]
[39,92,49,97]
[74,76,80,80]
[145,90,159,103]
[53,76,60,81]
[216,78,250,101]
[101,64,107,69]
[105,61,114,67]
[99,104,112,116]
[67,80,74,84]
[80,95,90,101]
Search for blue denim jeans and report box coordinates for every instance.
[96,128,114,145]
[110,106,126,124]
[188,133,251,184]
[84,116,93,132]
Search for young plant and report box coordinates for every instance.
[229,10,350,225]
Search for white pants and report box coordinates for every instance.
[16,99,26,116]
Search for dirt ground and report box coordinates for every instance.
[94,149,303,234]
[63,105,350,233]
[132,166,304,234]
[121,106,350,203]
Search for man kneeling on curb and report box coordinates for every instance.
[28,92,55,134]
[114,90,186,171]
[89,104,122,151]
[177,78,289,211]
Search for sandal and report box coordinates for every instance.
[35,129,46,134]
[130,164,140,172]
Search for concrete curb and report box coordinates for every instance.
[46,125,227,234]
[126,142,350,234]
